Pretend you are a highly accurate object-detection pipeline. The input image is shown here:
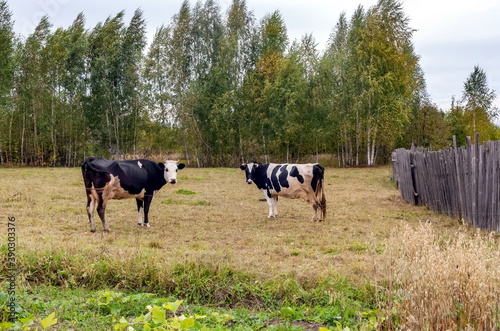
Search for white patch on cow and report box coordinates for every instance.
[137,206,144,226]
[107,175,146,200]
[164,160,180,184]
[246,163,255,184]
[137,160,143,168]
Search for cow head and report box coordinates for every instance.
[163,160,185,184]
[240,162,259,184]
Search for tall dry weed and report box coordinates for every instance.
[376,224,500,330]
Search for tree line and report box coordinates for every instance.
[0,0,497,167]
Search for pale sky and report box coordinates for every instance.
[7,0,500,112]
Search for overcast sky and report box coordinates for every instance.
[7,0,500,112]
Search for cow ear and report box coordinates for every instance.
[177,163,185,170]
[240,164,246,170]
[158,162,165,169]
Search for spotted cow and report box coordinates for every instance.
[240,162,326,221]
[81,157,185,232]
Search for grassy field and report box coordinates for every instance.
[1,165,500,330]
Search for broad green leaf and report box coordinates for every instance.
[113,322,129,330]
[169,316,181,329]
[180,316,195,328]
[40,312,58,329]
[163,300,183,313]
[18,315,35,325]
[0,322,13,331]
[280,307,295,317]
[151,305,166,324]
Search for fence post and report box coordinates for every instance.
[409,151,419,205]
[453,136,465,220]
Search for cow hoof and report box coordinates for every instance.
[90,228,96,233]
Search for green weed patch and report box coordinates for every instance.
[1,286,379,330]
[175,189,196,195]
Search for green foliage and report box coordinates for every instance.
[1,286,384,330]
[0,289,58,330]
[460,65,498,143]
[400,101,451,150]
[113,300,215,331]
[0,0,482,166]
[0,1,14,103]
[86,290,157,316]
[0,291,12,324]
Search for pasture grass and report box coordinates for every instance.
[1,166,500,329]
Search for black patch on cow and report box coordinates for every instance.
[278,165,289,188]
[249,163,270,190]
[311,164,324,192]
[265,178,273,198]
[290,166,304,184]
[270,164,281,192]
[83,157,167,195]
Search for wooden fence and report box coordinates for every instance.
[392,134,500,232]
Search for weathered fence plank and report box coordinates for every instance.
[393,135,500,232]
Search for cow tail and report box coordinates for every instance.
[81,157,106,194]
[81,159,94,192]
[315,164,326,220]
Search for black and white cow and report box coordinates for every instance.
[240,162,326,221]
[81,157,185,232]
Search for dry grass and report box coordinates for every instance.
[376,224,500,330]
[1,165,499,326]
[1,166,450,281]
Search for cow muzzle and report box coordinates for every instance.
[169,179,177,184]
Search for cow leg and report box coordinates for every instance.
[261,190,273,218]
[136,199,144,226]
[311,197,325,222]
[96,193,110,232]
[264,196,279,218]
[314,201,324,222]
[312,202,319,222]
[272,197,278,217]
[86,191,97,232]
[141,195,154,228]
[266,198,274,218]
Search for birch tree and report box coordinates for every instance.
[0,1,14,164]
[461,65,498,142]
